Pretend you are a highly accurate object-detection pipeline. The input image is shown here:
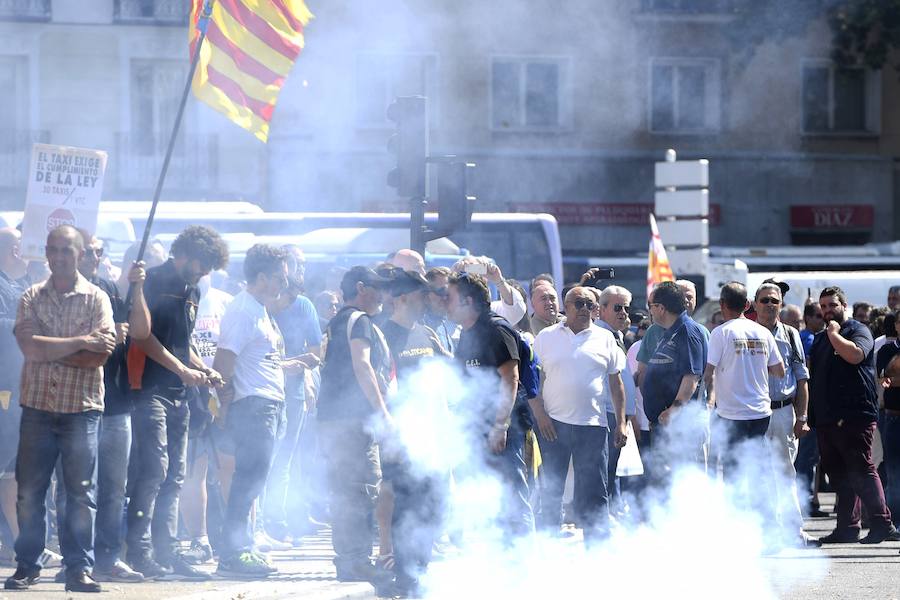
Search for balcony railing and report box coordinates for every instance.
[0,130,49,188]
[114,0,188,25]
[115,133,218,192]
[0,0,51,22]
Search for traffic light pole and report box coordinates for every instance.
[410,195,427,256]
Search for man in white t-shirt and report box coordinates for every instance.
[704,282,784,523]
[530,286,627,545]
[212,245,312,578]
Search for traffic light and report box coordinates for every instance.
[437,160,475,233]
[386,96,428,197]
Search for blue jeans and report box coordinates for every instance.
[95,413,131,569]
[882,414,900,526]
[223,395,284,556]
[15,407,100,572]
[263,386,304,532]
[794,427,819,510]
[537,420,609,543]
[126,391,189,564]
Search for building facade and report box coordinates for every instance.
[1,0,898,256]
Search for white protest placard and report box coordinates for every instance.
[21,143,108,259]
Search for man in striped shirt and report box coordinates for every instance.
[4,225,115,593]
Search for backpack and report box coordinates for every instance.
[490,314,541,400]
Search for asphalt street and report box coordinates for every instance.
[0,493,896,599]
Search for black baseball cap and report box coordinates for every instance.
[391,270,429,297]
[761,277,790,297]
[341,266,391,298]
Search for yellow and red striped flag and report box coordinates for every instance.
[647,213,675,299]
[189,0,313,142]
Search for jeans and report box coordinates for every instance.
[263,386,304,532]
[606,412,622,512]
[714,415,773,520]
[222,395,285,556]
[318,418,381,570]
[126,391,189,564]
[817,419,892,533]
[764,406,805,538]
[538,420,609,544]
[95,413,132,569]
[465,424,535,540]
[884,414,900,526]
[15,407,100,572]
[391,461,446,588]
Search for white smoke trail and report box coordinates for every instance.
[384,361,828,600]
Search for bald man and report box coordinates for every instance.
[389,249,426,276]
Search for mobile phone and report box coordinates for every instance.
[584,267,615,288]
[465,263,488,276]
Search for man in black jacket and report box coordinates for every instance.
[810,285,899,544]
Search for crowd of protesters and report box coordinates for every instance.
[0,222,899,597]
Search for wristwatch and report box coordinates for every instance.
[797,415,808,423]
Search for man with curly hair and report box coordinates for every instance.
[125,226,229,579]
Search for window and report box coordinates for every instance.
[130,59,187,154]
[649,58,720,133]
[355,53,438,127]
[801,62,880,135]
[0,0,50,21]
[114,0,188,24]
[0,56,28,151]
[491,57,570,130]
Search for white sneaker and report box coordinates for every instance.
[253,531,291,552]
[37,548,63,569]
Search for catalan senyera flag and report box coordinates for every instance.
[189,0,313,142]
[647,213,675,300]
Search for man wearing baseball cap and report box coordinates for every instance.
[317,266,394,585]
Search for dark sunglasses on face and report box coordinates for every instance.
[90,247,104,258]
[572,299,596,310]
[613,304,629,313]
[758,297,780,305]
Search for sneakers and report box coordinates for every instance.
[793,533,823,549]
[216,551,278,579]
[182,539,215,565]
[818,529,862,544]
[4,566,40,590]
[127,556,172,579]
[94,559,145,583]
[65,569,101,593]
[36,548,62,569]
[165,554,213,581]
[253,531,292,552]
[860,526,900,544]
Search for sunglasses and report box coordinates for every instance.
[757,297,780,305]
[612,304,629,313]
[89,247,104,258]
[572,299,596,310]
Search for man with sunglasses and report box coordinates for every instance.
[595,285,638,515]
[809,286,899,544]
[532,287,627,544]
[424,267,457,355]
[753,281,819,548]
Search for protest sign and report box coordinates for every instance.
[21,143,108,259]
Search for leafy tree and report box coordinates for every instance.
[828,0,900,72]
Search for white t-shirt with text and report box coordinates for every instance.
[708,317,782,420]
[217,290,285,404]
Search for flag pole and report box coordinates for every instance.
[126,0,214,303]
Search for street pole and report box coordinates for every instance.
[410,196,426,256]
[126,0,214,304]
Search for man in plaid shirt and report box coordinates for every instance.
[4,225,115,593]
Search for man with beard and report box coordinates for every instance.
[126,226,228,579]
[810,286,899,544]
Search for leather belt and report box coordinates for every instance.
[771,398,795,410]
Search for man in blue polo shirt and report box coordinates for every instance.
[810,285,899,544]
[640,281,708,485]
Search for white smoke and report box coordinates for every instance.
[383,361,828,600]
